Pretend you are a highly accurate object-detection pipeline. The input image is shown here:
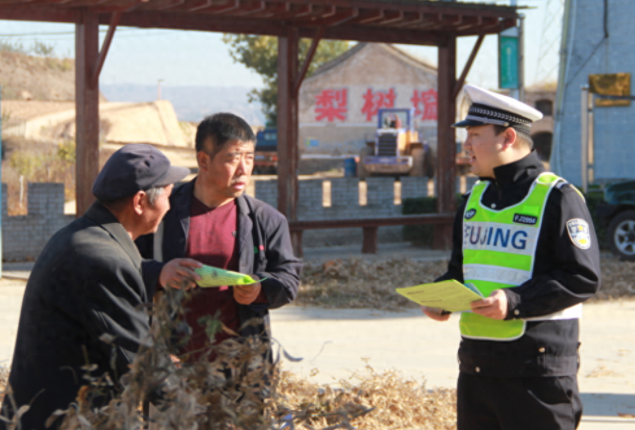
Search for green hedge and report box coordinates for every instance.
[401,195,462,247]
[402,190,608,250]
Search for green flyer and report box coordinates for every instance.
[194,265,263,288]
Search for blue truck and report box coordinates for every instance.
[254,128,278,175]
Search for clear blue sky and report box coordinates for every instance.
[0,0,558,91]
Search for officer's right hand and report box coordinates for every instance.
[159,258,202,290]
[421,306,451,322]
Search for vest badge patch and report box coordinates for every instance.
[513,213,538,225]
[566,219,591,249]
[465,208,477,219]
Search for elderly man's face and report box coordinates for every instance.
[142,184,173,234]
[200,139,255,203]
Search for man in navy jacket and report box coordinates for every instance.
[137,113,301,358]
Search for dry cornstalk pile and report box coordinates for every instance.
[278,367,456,430]
[0,289,379,430]
[298,255,635,311]
[589,254,635,302]
[0,363,456,430]
[298,258,447,311]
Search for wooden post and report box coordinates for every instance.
[75,8,100,216]
[277,26,300,253]
[362,227,378,254]
[434,35,457,250]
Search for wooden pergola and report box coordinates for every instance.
[0,0,518,249]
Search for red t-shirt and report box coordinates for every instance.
[181,196,240,360]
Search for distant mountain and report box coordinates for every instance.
[100,84,265,126]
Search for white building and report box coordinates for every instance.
[298,43,439,162]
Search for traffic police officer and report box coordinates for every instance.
[421,85,601,430]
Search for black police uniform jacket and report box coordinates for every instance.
[437,151,601,377]
[1,203,165,430]
[137,178,302,339]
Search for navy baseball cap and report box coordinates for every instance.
[93,144,190,201]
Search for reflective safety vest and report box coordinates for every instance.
[460,172,582,341]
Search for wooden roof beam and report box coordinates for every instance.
[355,9,383,24]
[108,9,284,34]
[294,6,358,27]
[294,26,323,96]
[299,24,445,46]
[457,16,480,31]
[248,1,289,18]
[289,0,518,20]
[156,0,185,10]
[89,11,120,88]
[187,0,240,13]
[442,14,462,29]
[378,10,404,26]
[235,0,265,16]
[453,33,484,99]
[416,13,442,30]
[292,3,312,18]
[0,5,78,22]
[395,11,423,28]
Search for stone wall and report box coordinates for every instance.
[256,176,477,247]
[2,183,74,261]
[1,177,477,260]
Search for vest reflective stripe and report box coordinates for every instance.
[463,264,531,285]
[460,172,581,341]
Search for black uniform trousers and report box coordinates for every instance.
[457,372,583,430]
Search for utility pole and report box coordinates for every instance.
[157,79,164,101]
[518,13,525,101]
[499,0,523,100]
[508,0,522,100]
[0,88,3,278]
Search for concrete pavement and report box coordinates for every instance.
[2,263,635,429]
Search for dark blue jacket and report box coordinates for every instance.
[137,178,302,338]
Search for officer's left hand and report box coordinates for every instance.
[470,289,508,320]
[233,276,262,305]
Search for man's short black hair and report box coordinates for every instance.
[493,124,534,149]
[195,113,256,156]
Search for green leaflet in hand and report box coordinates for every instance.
[194,265,264,288]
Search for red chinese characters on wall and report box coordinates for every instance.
[361,88,396,121]
[411,88,438,121]
[315,88,348,122]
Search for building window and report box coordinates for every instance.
[532,132,553,161]
[535,99,553,116]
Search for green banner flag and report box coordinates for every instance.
[499,35,519,89]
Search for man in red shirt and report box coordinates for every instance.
[138,113,301,360]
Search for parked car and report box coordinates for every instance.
[597,180,635,260]
[254,128,278,174]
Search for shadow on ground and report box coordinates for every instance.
[582,393,635,416]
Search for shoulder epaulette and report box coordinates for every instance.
[556,180,585,201]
